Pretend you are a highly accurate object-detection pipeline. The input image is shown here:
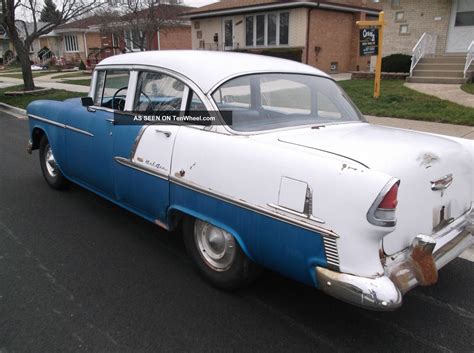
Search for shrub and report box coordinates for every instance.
[79,59,86,70]
[381,54,412,73]
[233,48,303,63]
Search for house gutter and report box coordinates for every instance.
[185,2,380,19]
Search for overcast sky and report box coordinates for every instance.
[183,0,219,8]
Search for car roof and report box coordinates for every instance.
[96,50,330,93]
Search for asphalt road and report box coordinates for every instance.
[0,111,473,353]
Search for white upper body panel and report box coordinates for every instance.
[96,50,330,94]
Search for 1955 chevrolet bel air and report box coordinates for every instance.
[26,51,474,310]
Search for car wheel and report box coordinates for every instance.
[39,135,68,190]
[183,217,261,290]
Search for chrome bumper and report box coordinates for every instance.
[27,139,33,154]
[316,209,474,311]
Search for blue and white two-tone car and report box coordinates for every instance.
[27,51,474,310]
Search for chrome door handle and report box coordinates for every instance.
[155,129,171,137]
[106,118,115,124]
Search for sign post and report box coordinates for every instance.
[357,11,385,98]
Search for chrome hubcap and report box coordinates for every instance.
[45,145,57,177]
[194,220,236,271]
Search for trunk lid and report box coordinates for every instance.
[278,123,473,254]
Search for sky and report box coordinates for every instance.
[183,0,219,7]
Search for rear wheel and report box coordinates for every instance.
[39,135,68,190]
[183,217,261,290]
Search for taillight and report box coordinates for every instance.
[367,179,400,227]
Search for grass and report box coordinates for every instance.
[0,85,80,109]
[61,78,92,86]
[52,71,91,79]
[0,71,54,79]
[339,79,474,126]
[461,83,474,95]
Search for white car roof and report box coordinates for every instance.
[96,50,330,93]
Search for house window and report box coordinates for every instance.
[455,0,474,27]
[395,11,404,22]
[256,14,265,46]
[279,12,289,45]
[245,12,290,47]
[64,35,79,52]
[399,24,409,34]
[124,29,145,51]
[246,16,254,46]
[391,0,401,7]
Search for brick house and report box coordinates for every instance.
[33,4,191,67]
[381,0,474,56]
[184,0,382,73]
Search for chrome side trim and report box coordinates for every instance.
[65,125,94,137]
[129,125,148,159]
[114,156,168,181]
[28,114,94,137]
[267,203,325,224]
[322,236,340,271]
[28,114,66,128]
[170,176,339,239]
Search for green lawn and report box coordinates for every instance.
[339,80,474,126]
[461,83,474,95]
[61,78,92,86]
[0,71,54,79]
[53,71,91,79]
[0,85,80,109]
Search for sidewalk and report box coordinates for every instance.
[404,83,474,108]
[366,115,474,139]
[0,76,89,93]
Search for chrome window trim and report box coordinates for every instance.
[29,114,94,137]
[206,73,366,136]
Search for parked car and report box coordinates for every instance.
[26,51,474,310]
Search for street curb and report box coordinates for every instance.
[0,102,27,118]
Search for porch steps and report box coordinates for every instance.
[406,55,472,84]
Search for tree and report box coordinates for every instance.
[98,0,184,53]
[40,0,61,23]
[0,0,103,90]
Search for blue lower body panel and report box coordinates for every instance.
[169,183,327,287]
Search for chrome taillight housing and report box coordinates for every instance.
[367,178,400,227]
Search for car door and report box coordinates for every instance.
[65,69,130,197]
[113,71,188,223]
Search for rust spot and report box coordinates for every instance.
[411,247,438,285]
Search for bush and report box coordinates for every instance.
[79,60,86,70]
[234,48,303,63]
[381,54,412,73]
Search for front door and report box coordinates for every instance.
[223,18,234,50]
[113,71,187,222]
[446,0,474,52]
[65,69,130,197]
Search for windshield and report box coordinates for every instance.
[211,73,363,132]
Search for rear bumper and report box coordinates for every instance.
[315,207,474,311]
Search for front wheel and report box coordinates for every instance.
[39,136,68,190]
[183,217,261,290]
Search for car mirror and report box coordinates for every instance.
[81,97,94,107]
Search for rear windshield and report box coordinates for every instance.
[211,73,363,132]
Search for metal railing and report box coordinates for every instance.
[410,32,437,77]
[198,42,240,51]
[464,41,474,80]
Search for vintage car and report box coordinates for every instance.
[26,51,473,310]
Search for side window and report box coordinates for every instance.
[94,70,130,111]
[187,90,206,111]
[134,72,185,112]
[213,76,251,109]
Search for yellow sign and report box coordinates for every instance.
[357,11,385,98]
